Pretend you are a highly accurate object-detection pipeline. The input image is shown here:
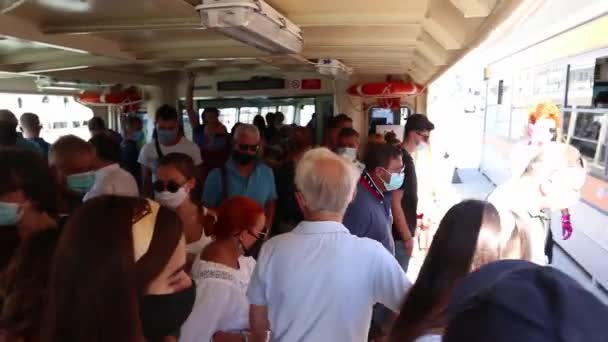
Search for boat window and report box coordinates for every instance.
[239,107,259,124]
[219,108,238,132]
[277,105,295,124]
[261,107,277,117]
[300,105,315,126]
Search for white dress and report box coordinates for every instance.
[180,256,256,342]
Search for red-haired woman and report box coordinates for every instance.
[511,102,573,250]
[181,196,266,342]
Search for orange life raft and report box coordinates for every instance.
[347,82,423,98]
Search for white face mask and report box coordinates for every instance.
[337,147,358,160]
[416,142,428,152]
[154,187,188,209]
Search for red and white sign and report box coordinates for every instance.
[301,79,322,90]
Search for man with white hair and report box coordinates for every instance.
[203,123,277,235]
[247,148,410,342]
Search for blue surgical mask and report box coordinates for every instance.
[157,128,178,145]
[0,202,20,226]
[67,171,96,193]
[382,169,405,192]
[337,147,358,161]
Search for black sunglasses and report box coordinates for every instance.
[153,180,183,193]
[238,144,260,152]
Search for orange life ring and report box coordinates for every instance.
[78,88,142,105]
[347,82,422,98]
[78,91,102,103]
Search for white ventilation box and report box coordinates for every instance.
[316,58,353,80]
[196,0,303,54]
[34,77,108,91]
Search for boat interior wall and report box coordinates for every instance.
[179,71,335,99]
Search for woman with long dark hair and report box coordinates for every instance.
[389,200,530,342]
[181,196,266,342]
[0,229,60,342]
[155,153,213,262]
[42,196,195,342]
[0,148,59,271]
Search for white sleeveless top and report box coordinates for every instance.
[181,256,256,342]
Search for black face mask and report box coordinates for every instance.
[232,150,257,165]
[139,283,196,340]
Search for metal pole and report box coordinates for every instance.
[595,112,608,165]
[566,106,578,145]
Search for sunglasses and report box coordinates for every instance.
[153,180,184,193]
[238,144,260,152]
[247,230,267,239]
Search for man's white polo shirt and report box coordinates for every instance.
[247,220,410,342]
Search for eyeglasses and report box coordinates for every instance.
[153,180,184,193]
[238,144,260,152]
[247,230,267,239]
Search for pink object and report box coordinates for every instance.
[562,213,573,240]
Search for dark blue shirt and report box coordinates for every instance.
[28,137,50,159]
[343,173,395,254]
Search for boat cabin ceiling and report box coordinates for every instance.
[0,0,520,87]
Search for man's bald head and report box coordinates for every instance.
[19,112,42,138]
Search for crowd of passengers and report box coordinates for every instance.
[0,93,607,342]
